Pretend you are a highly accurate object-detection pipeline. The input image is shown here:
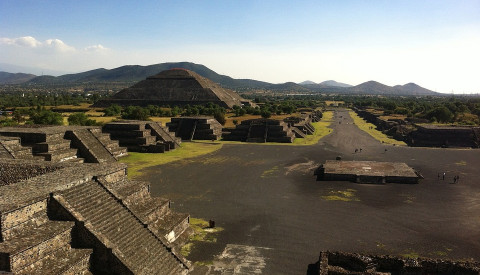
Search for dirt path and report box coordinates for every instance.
[144,109,480,274]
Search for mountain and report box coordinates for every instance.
[1,61,439,95]
[393,83,437,96]
[318,80,352,88]
[26,62,272,89]
[347,81,438,96]
[299,80,316,85]
[0,72,37,84]
[267,82,311,92]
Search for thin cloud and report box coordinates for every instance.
[84,44,109,52]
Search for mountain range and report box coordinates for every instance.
[0,62,440,96]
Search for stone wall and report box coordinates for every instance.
[223,118,296,143]
[314,251,480,274]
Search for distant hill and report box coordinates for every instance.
[266,82,311,92]
[25,62,271,89]
[1,62,439,95]
[318,80,352,88]
[299,80,316,85]
[347,81,438,96]
[0,72,37,84]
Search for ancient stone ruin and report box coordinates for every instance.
[311,251,479,274]
[223,118,296,143]
[353,107,480,148]
[315,160,422,184]
[407,124,480,148]
[93,68,250,108]
[103,121,181,153]
[0,159,191,274]
[283,110,322,138]
[166,117,223,141]
[0,125,127,163]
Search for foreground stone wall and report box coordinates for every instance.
[0,160,191,274]
[313,251,480,275]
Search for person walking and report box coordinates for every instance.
[442,172,445,180]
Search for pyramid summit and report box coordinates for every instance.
[94,68,249,108]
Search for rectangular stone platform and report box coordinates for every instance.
[316,160,421,184]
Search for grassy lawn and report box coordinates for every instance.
[349,111,406,145]
[119,142,223,178]
[292,111,334,145]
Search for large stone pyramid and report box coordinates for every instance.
[94,68,247,108]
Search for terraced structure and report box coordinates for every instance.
[0,159,191,274]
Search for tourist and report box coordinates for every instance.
[442,172,445,180]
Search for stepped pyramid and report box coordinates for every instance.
[94,68,248,108]
[0,159,192,274]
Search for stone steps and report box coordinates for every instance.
[0,221,74,273]
[127,197,170,224]
[67,129,116,163]
[32,140,71,153]
[88,129,128,159]
[36,148,79,162]
[54,180,188,274]
[148,212,190,244]
[15,247,92,275]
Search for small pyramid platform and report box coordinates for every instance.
[94,69,247,108]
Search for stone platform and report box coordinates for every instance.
[0,126,127,163]
[0,159,192,274]
[315,160,422,184]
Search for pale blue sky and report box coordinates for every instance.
[1,0,479,93]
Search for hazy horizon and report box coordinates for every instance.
[1,1,479,93]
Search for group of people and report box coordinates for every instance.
[438,172,460,183]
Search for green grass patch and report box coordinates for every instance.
[322,189,360,202]
[455,160,467,166]
[349,111,406,145]
[292,111,334,145]
[181,218,224,257]
[120,142,223,178]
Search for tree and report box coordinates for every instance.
[261,110,272,119]
[30,109,63,125]
[213,110,226,125]
[426,107,454,123]
[121,106,150,120]
[68,112,97,126]
[103,104,122,116]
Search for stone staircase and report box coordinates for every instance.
[102,178,191,245]
[0,137,38,160]
[0,200,92,274]
[88,128,128,159]
[32,134,82,163]
[145,122,181,150]
[167,117,222,140]
[65,129,117,163]
[53,179,189,274]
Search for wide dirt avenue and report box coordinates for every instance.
[144,109,480,274]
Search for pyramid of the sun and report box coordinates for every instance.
[94,68,247,108]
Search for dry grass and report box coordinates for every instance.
[349,111,406,146]
[150,117,172,125]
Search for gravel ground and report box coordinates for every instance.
[144,109,480,274]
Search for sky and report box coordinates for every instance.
[1,0,479,93]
